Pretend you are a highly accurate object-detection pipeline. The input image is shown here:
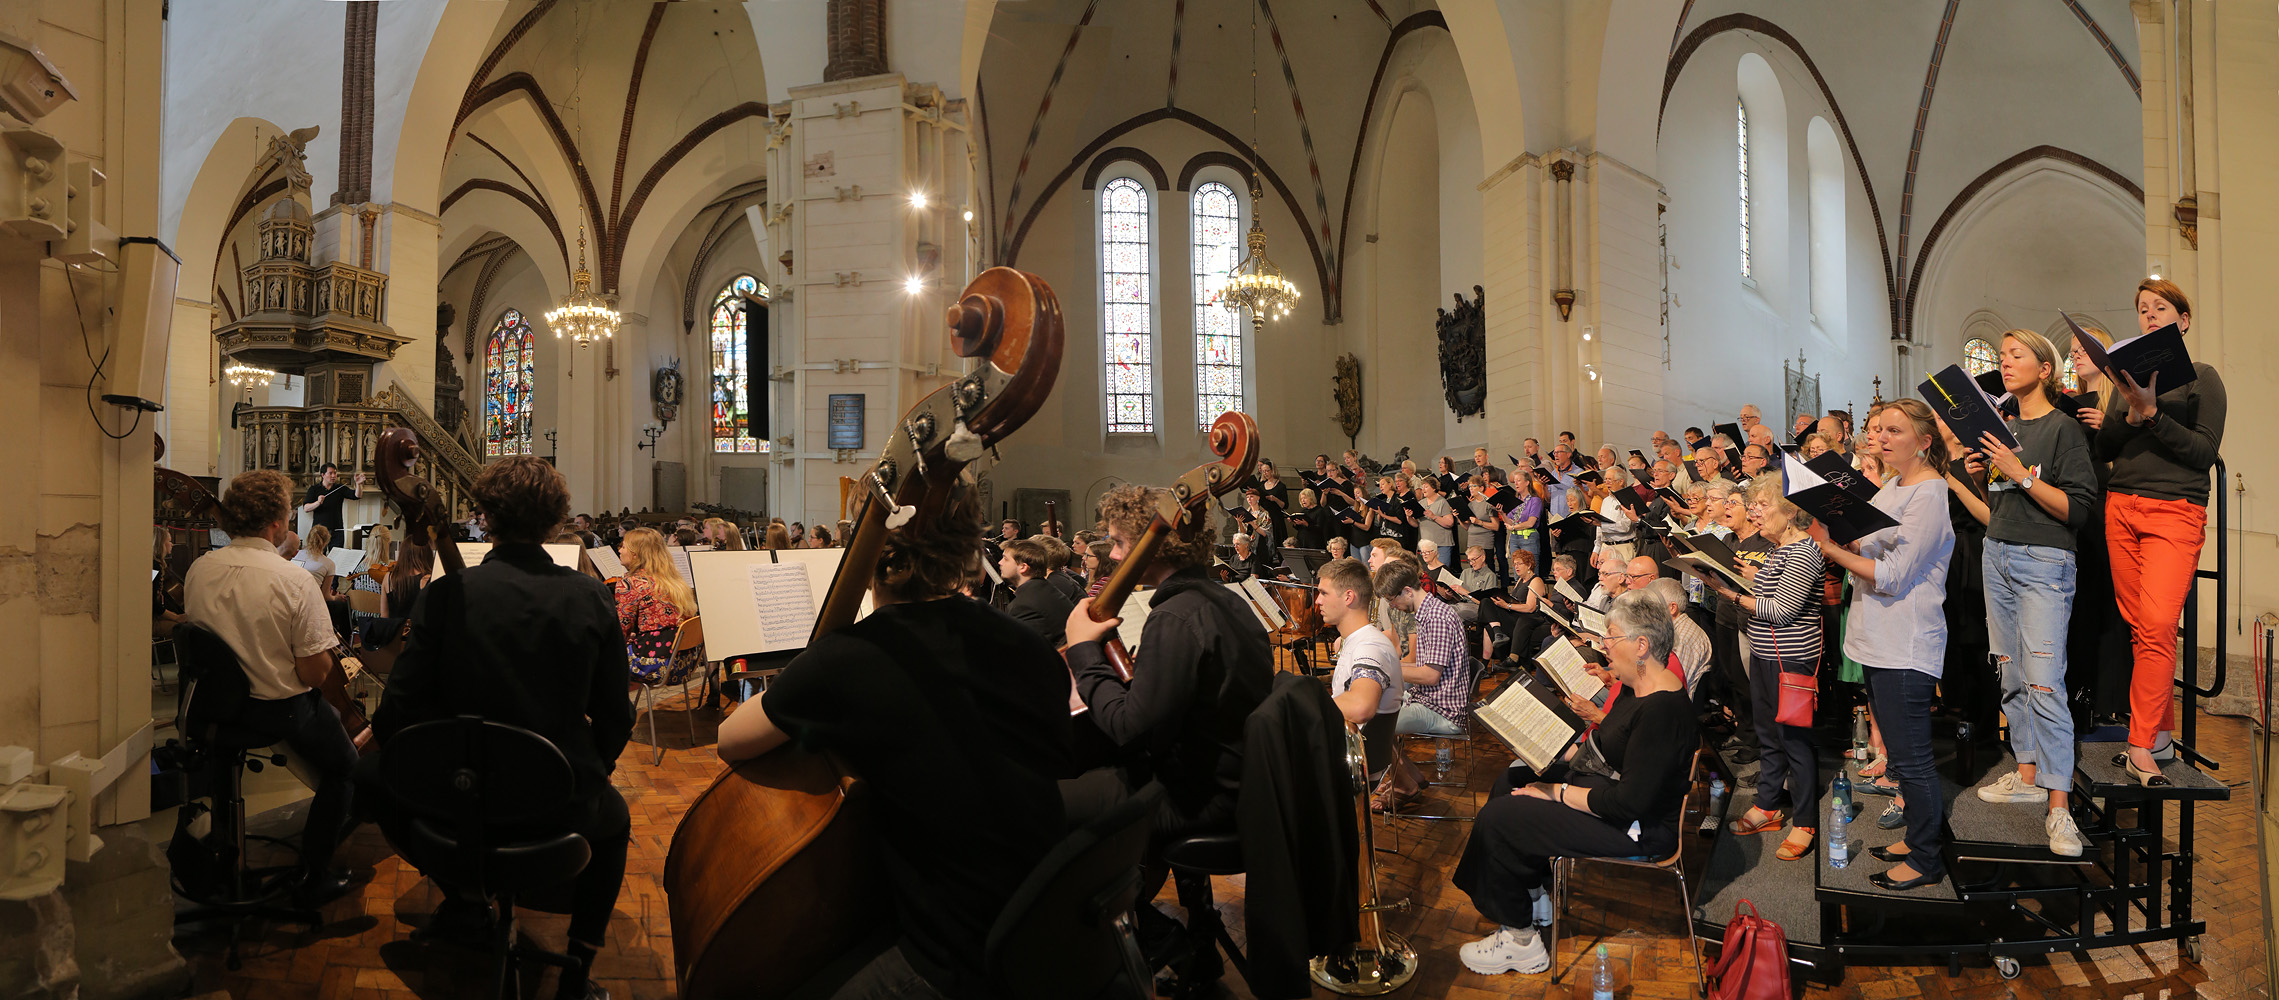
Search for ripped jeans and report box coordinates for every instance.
[1984,539,2078,793]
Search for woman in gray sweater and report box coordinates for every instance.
[1950,329,2100,857]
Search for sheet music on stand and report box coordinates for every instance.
[687,548,873,659]
[666,545,697,593]
[1114,589,1157,653]
[436,543,583,576]
[588,545,627,580]
[1236,577,1288,630]
[330,548,367,578]
[1473,675,1585,773]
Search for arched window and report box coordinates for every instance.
[2061,362,2080,392]
[1100,176,1154,433]
[483,309,535,458]
[1962,338,1998,378]
[1737,99,1752,279]
[710,275,770,454]
[1191,181,1244,427]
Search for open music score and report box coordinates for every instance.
[330,548,367,579]
[686,548,874,660]
[1114,589,1156,653]
[749,563,816,652]
[1553,578,1587,606]
[1537,636,1609,708]
[588,544,627,579]
[1473,675,1584,773]
[1224,578,1287,631]
[435,542,583,575]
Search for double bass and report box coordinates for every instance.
[664,266,1065,1000]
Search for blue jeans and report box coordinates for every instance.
[1984,539,2077,793]
[1436,544,1456,569]
[1866,666,1945,878]
[1397,700,1465,736]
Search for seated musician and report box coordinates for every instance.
[1060,484,1274,924]
[615,528,699,683]
[714,484,1071,1000]
[999,537,1074,646]
[1313,557,1404,777]
[183,469,362,909]
[1034,534,1086,603]
[364,457,633,1000]
[1453,590,1697,978]
[1224,532,1282,583]
[1369,557,1468,812]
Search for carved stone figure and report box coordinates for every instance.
[1333,353,1364,445]
[1437,285,1487,420]
[262,426,280,469]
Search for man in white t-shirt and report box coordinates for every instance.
[1316,556,1403,779]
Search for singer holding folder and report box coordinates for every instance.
[1453,591,1696,978]
[2096,279,2227,784]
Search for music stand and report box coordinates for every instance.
[1279,546,1332,585]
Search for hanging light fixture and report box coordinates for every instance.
[224,360,275,392]
[547,223,620,347]
[1216,0,1300,333]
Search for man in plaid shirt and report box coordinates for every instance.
[1370,555,1472,812]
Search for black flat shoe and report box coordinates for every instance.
[1868,844,1909,863]
[1868,867,1944,891]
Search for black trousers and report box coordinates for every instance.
[358,759,631,946]
[236,691,359,875]
[1712,621,1757,744]
[1749,652,1821,823]
[1059,767,1235,908]
[1452,764,1667,930]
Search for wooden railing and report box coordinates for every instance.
[374,380,479,518]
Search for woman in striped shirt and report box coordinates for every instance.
[1710,474,1828,862]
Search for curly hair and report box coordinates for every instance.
[1096,484,1214,569]
[872,483,985,603]
[217,469,292,537]
[472,456,571,544]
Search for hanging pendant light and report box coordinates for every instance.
[1216,0,1300,333]
[547,223,620,347]
[224,360,276,392]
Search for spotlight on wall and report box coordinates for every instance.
[1583,363,1600,382]
[910,191,929,210]
[1582,325,1594,342]
[904,275,924,296]
[962,209,974,222]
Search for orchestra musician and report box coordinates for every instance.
[362,457,633,1000]
[184,469,362,909]
[1060,484,1274,943]
[713,482,1071,1000]
[297,463,363,552]
[999,537,1075,646]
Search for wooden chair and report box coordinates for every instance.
[1544,747,1707,994]
[630,615,707,764]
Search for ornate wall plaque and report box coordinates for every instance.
[827,393,865,450]
[1333,353,1363,445]
[1437,284,1486,420]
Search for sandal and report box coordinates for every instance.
[1775,827,1817,861]
[1858,755,1888,778]
[1371,783,1426,814]
[1858,776,1902,797]
[1728,806,1786,836]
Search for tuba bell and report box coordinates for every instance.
[1309,721,1419,994]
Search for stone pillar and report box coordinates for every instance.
[332,1,378,207]
[769,76,970,525]
[1479,153,1546,457]
[1582,151,1669,448]
[824,0,888,82]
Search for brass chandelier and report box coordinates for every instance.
[223,360,275,392]
[1216,0,1300,333]
[546,224,620,347]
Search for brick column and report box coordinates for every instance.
[824,0,888,81]
[332,1,377,206]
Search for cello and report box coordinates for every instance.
[1079,411,1261,682]
[664,266,1065,1000]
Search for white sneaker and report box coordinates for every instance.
[2046,809,2086,857]
[1532,890,1554,928]
[1460,925,1550,975]
[1976,770,2050,804]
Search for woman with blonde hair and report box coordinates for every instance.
[617,527,700,683]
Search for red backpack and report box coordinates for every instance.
[1709,899,1791,1000]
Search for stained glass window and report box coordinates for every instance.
[483,309,534,458]
[711,274,771,454]
[1101,177,1153,433]
[2061,361,2080,392]
[1963,338,1998,378]
[1192,181,1244,428]
[1737,100,1752,279]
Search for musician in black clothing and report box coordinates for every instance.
[299,463,363,552]
[1000,538,1075,646]
[716,485,1071,1000]
[364,456,632,1000]
[1062,484,1274,899]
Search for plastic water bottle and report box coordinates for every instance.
[1700,777,1726,837]
[1592,944,1615,1000]
[1852,706,1870,760]
[1434,742,1452,771]
[1832,768,1852,822]
[1828,799,1851,869]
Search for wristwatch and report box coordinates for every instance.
[2018,475,2038,491]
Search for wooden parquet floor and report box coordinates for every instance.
[175,696,2269,1000]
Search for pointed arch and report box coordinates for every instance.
[710,275,770,454]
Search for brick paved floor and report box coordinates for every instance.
[174,693,2268,999]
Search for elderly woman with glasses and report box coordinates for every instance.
[1707,476,1828,862]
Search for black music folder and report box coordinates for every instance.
[1571,469,1604,488]
[1782,451,1898,545]
[1548,510,1607,536]
[1713,422,1743,447]
[1920,364,2020,453]
[2066,314,2198,392]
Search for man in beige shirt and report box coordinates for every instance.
[185,469,361,909]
